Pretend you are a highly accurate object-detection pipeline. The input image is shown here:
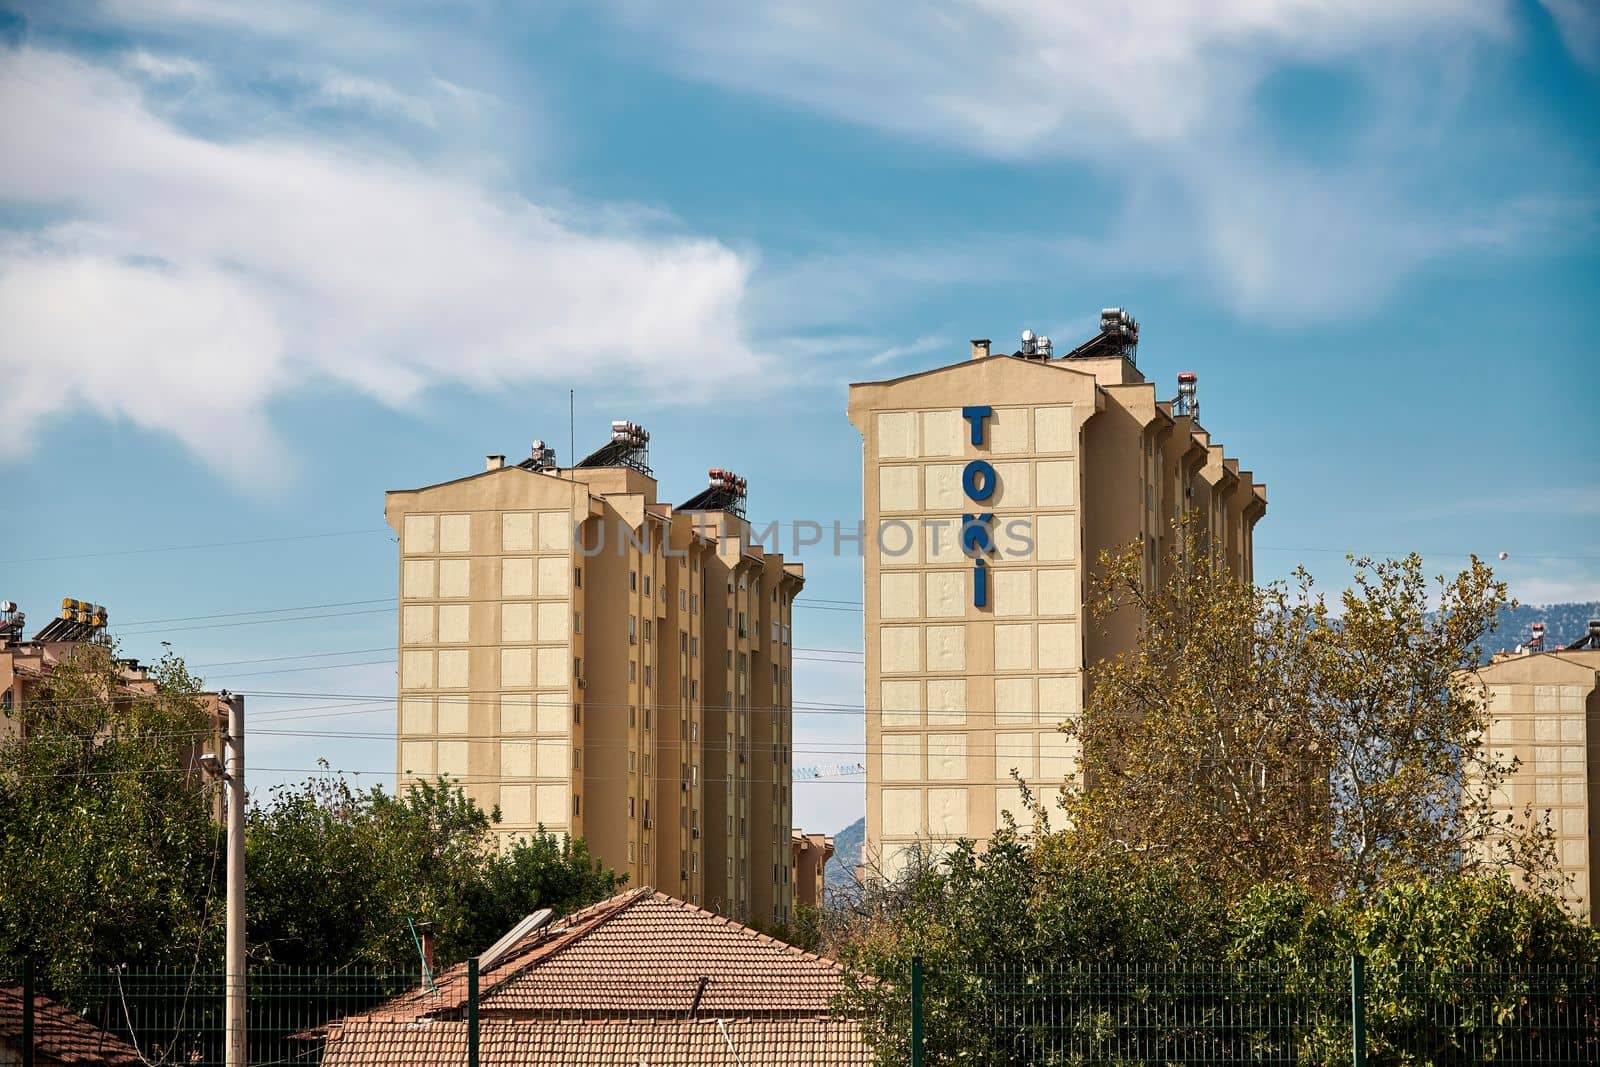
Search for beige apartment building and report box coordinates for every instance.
[791,828,835,909]
[384,427,803,925]
[1477,621,1600,918]
[847,313,1266,875]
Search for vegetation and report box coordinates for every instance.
[0,643,222,995]
[247,772,620,970]
[1056,518,1558,900]
[836,833,1599,1067]
[0,641,621,993]
[819,532,1591,1064]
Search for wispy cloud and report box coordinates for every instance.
[600,0,1594,321]
[122,49,207,82]
[0,47,762,488]
[281,66,440,127]
[1540,0,1600,70]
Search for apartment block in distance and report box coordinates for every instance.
[847,311,1266,875]
[1476,619,1600,919]
[384,424,804,925]
[2,598,234,815]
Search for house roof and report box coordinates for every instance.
[0,982,144,1066]
[321,1017,872,1067]
[355,888,858,1022]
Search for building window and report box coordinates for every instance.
[575,656,582,679]
[644,619,652,642]
[575,566,582,588]
[680,631,688,652]
[644,707,652,730]
[629,705,637,727]
[629,750,637,772]
[690,680,698,700]
[629,842,636,863]
[628,797,636,817]
[644,665,652,687]
[690,636,698,657]
[574,748,581,770]
[574,703,582,724]
[630,571,637,592]
[644,575,651,597]
[574,612,582,634]
[629,661,636,682]
[629,616,637,644]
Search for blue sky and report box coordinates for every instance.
[2,0,1597,836]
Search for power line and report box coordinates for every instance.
[190,647,396,669]
[1,528,391,565]
[120,601,394,627]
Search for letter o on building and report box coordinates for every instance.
[962,460,997,502]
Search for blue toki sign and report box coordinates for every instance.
[961,405,995,608]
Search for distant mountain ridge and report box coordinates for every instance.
[825,817,864,900]
[1491,602,1599,655]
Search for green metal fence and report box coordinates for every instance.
[6,959,1597,1065]
[902,958,1600,1067]
[4,965,430,1067]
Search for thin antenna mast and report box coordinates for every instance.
[569,389,574,471]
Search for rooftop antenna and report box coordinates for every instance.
[569,389,574,474]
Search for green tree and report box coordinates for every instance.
[246,772,621,970]
[838,826,1229,1065]
[1059,518,1555,900]
[0,643,223,993]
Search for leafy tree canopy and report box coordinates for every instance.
[1056,517,1557,901]
[0,642,621,989]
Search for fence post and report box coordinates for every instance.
[1350,955,1366,1067]
[910,956,924,1067]
[20,957,32,1067]
[467,957,479,1067]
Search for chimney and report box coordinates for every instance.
[970,338,991,360]
[486,455,505,471]
[421,927,435,977]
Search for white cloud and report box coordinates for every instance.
[123,49,207,82]
[1540,0,1600,70]
[0,47,761,487]
[601,0,1589,320]
[287,67,440,127]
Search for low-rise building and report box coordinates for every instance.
[0,980,143,1066]
[318,887,871,1066]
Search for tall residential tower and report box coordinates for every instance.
[847,313,1266,875]
[385,425,802,925]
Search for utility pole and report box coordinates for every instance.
[219,692,247,1067]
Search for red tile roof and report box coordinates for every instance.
[0,982,144,1066]
[322,1017,871,1067]
[359,887,858,1021]
[322,888,875,1065]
